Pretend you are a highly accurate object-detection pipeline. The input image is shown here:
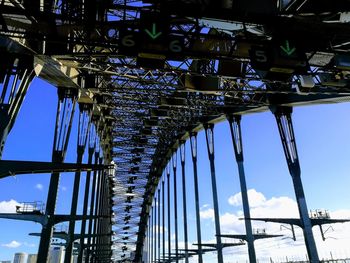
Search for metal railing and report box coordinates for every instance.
[15,201,45,214]
[310,209,330,219]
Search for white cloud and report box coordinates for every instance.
[330,209,350,219]
[251,196,298,218]
[35,183,43,190]
[228,192,243,206]
[228,189,266,208]
[218,189,350,261]
[223,189,299,236]
[61,186,67,191]
[150,190,350,262]
[220,212,242,233]
[200,207,214,220]
[0,199,20,213]
[1,240,21,248]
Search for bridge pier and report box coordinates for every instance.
[190,132,203,263]
[204,124,223,263]
[227,115,257,263]
[272,106,320,263]
[37,87,77,262]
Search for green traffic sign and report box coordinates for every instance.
[144,23,162,40]
[280,40,296,56]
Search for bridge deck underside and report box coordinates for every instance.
[1,0,350,261]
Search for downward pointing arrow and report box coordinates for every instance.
[280,40,296,56]
[144,23,162,40]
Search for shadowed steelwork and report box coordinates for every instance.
[1,1,350,262]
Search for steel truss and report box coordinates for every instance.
[1,0,350,261]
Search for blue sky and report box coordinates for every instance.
[1,78,350,262]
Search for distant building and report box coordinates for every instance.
[27,254,37,263]
[13,253,27,263]
[49,247,65,263]
[0,261,11,263]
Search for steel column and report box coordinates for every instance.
[93,168,102,262]
[272,106,319,263]
[167,167,171,263]
[98,171,106,261]
[227,115,256,263]
[149,212,151,263]
[189,132,203,263]
[150,206,153,263]
[92,157,103,261]
[172,152,179,263]
[158,188,161,262]
[96,170,107,261]
[78,146,94,262]
[180,141,189,263]
[101,170,109,260]
[162,178,165,263]
[86,149,99,262]
[93,171,102,262]
[78,125,96,263]
[0,56,35,159]
[37,88,77,263]
[204,124,223,263]
[154,197,157,263]
[148,212,151,263]
[104,171,112,260]
[65,105,92,263]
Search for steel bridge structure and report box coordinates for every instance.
[1,0,350,262]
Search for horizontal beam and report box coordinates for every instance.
[218,233,283,241]
[0,213,109,225]
[243,217,350,227]
[30,232,113,241]
[193,242,245,249]
[0,160,111,179]
[0,213,45,224]
[54,214,110,224]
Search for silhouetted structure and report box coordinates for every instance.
[1,1,350,262]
